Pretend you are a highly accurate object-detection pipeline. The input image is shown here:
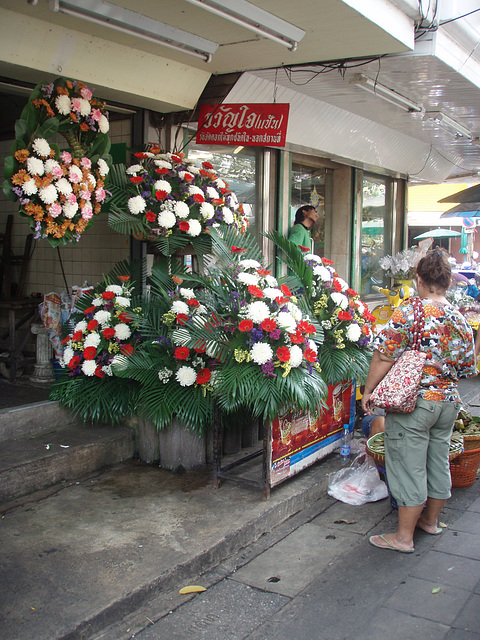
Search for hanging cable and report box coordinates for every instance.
[56,246,70,294]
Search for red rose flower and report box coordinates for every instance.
[129,176,143,184]
[102,328,115,339]
[176,313,188,325]
[199,169,209,177]
[174,346,190,360]
[196,368,212,385]
[338,311,353,321]
[261,318,277,332]
[275,296,289,305]
[187,298,200,308]
[118,275,130,282]
[347,288,358,297]
[280,284,292,297]
[118,312,131,323]
[61,335,71,345]
[145,210,156,222]
[211,198,224,205]
[276,346,291,362]
[231,246,247,254]
[155,190,168,201]
[179,221,190,232]
[83,306,96,315]
[134,152,148,159]
[298,320,316,334]
[87,319,98,331]
[239,319,253,332]
[68,355,80,370]
[171,153,183,163]
[193,193,205,203]
[202,161,214,170]
[322,258,334,265]
[120,344,134,356]
[248,285,264,298]
[257,269,271,276]
[333,278,342,292]
[304,348,317,363]
[72,330,83,342]
[298,245,310,252]
[94,366,104,378]
[149,146,161,154]
[102,291,115,300]
[289,331,305,344]
[183,172,194,182]
[83,346,97,360]
[155,167,169,175]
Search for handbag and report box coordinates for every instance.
[370,298,426,413]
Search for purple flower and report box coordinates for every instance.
[262,360,276,378]
[269,329,282,340]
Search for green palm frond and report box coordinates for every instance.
[108,203,146,236]
[317,345,371,386]
[104,163,128,212]
[209,226,264,266]
[264,230,314,294]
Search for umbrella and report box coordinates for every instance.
[440,203,480,218]
[438,183,480,204]
[413,227,462,240]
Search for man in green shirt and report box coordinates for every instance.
[288,205,318,251]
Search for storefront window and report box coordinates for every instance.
[290,160,326,255]
[360,175,392,295]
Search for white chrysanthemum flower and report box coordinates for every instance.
[238,272,259,287]
[154,159,172,170]
[32,138,51,158]
[222,207,234,224]
[215,178,226,189]
[22,179,38,196]
[81,360,97,376]
[56,178,73,196]
[63,202,78,219]
[55,94,71,115]
[88,173,96,188]
[330,292,349,310]
[45,158,61,174]
[287,302,302,321]
[277,312,297,333]
[336,277,349,292]
[63,346,74,363]
[200,202,215,219]
[176,366,197,387]
[78,98,91,117]
[289,345,303,368]
[105,285,122,295]
[126,164,142,175]
[357,301,365,314]
[174,201,190,219]
[154,179,172,194]
[313,265,332,282]
[239,259,261,270]
[115,296,130,308]
[127,195,146,215]
[262,287,283,300]
[97,158,109,176]
[188,185,203,196]
[158,367,173,383]
[171,300,189,315]
[304,253,322,263]
[98,114,109,133]
[179,288,196,299]
[264,275,278,287]
[84,332,101,348]
[186,165,200,175]
[38,184,57,205]
[246,301,270,323]
[115,323,131,340]
[74,320,88,333]
[186,219,202,237]
[346,324,361,342]
[250,342,273,365]
[307,340,318,353]
[206,186,219,199]
[93,310,111,324]
[92,298,103,307]
[196,304,207,315]
[158,210,176,229]
[26,156,44,176]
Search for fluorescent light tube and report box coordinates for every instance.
[424,111,473,140]
[350,73,423,113]
[185,0,305,51]
[49,0,218,62]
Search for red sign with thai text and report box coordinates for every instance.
[196,103,289,147]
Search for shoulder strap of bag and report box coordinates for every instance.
[411,298,425,352]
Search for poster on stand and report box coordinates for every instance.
[268,381,355,488]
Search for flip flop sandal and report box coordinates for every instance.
[369,534,415,554]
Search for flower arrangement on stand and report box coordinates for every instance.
[2,77,112,246]
[378,247,423,282]
[108,146,249,262]
[50,272,143,423]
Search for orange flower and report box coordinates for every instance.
[14,149,29,163]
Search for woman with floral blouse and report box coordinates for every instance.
[362,249,476,553]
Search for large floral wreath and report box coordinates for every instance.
[2,77,112,246]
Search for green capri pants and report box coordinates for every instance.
[384,397,461,507]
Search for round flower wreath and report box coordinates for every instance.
[2,77,112,246]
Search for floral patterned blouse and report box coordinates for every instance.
[373,297,476,403]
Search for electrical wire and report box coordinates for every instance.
[440,7,480,25]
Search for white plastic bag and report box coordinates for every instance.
[327,452,389,506]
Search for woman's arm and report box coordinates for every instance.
[361,350,395,414]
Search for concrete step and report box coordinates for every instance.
[0,424,135,505]
[0,400,78,442]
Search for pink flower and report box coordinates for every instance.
[91,108,102,122]
[80,157,92,170]
[95,187,106,202]
[49,203,62,218]
[68,193,77,205]
[81,204,93,220]
[51,165,64,178]
[71,98,81,112]
[61,151,72,165]
[80,87,93,100]
[80,189,92,201]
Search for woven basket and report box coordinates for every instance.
[450,446,480,487]
[463,434,480,451]
[366,432,463,465]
